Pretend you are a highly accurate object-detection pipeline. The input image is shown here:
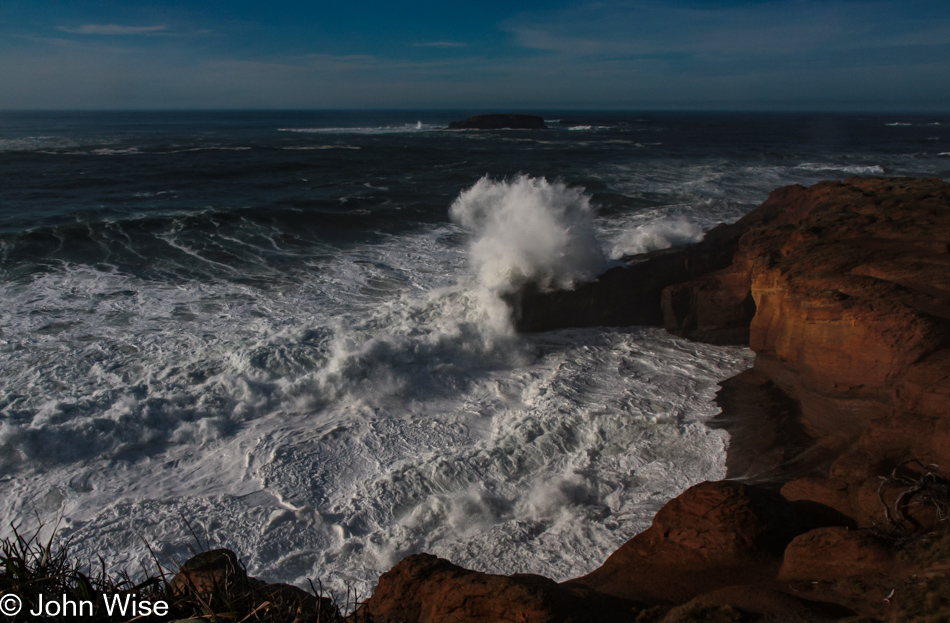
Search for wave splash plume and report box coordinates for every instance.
[450,176,608,293]
[609,218,706,259]
[21,111,934,597]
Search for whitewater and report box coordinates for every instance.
[1,111,947,597]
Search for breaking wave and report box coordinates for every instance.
[278,123,440,134]
[608,218,705,259]
[449,175,608,292]
[795,163,885,175]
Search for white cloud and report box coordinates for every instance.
[3,1,947,110]
[502,0,950,60]
[58,24,167,35]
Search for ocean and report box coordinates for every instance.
[1,110,947,595]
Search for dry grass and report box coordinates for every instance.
[874,460,950,543]
[0,519,350,622]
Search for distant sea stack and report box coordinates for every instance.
[447,114,547,130]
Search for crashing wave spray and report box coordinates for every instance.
[0,172,749,598]
[304,175,616,408]
[449,176,609,292]
[608,218,705,259]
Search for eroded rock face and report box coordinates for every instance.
[357,553,639,623]
[511,174,833,335]
[515,177,949,487]
[511,218,749,332]
[778,527,895,582]
[681,585,853,622]
[735,178,948,436]
[356,178,950,622]
[661,264,756,345]
[569,481,808,604]
[667,178,950,524]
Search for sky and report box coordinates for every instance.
[1,0,949,111]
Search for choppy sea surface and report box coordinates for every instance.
[1,110,948,594]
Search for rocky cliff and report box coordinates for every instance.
[666,178,950,526]
[362,178,950,622]
[509,181,816,338]
[170,178,950,622]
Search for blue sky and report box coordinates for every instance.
[1,0,948,110]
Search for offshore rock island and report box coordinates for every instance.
[166,176,950,622]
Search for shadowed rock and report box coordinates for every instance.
[568,481,808,604]
[170,549,340,621]
[169,549,250,599]
[778,527,895,582]
[509,179,814,335]
[357,553,641,622]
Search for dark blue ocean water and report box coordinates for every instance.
[1,110,947,592]
[2,111,947,280]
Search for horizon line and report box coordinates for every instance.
[0,107,948,114]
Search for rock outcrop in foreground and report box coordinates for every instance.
[447,114,547,130]
[360,554,640,622]
[174,178,950,622]
[170,549,341,621]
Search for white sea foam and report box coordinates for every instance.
[449,175,608,292]
[91,148,142,156]
[0,136,77,152]
[161,146,253,153]
[608,218,705,259]
[277,123,440,134]
[0,179,752,598]
[282,145,362,150]
[795,163,885,175]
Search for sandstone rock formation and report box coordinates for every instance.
[569,481,808,604]
[447,114,547,130]
[356,553,638,623]
[167,179,949,622]
[510,177,950,621]
[778,527,895,582]
[510,178,819,336]
[353,482,877,622]
[354,177,950,622]
[665,178,950,526]
[508,222,741,332]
